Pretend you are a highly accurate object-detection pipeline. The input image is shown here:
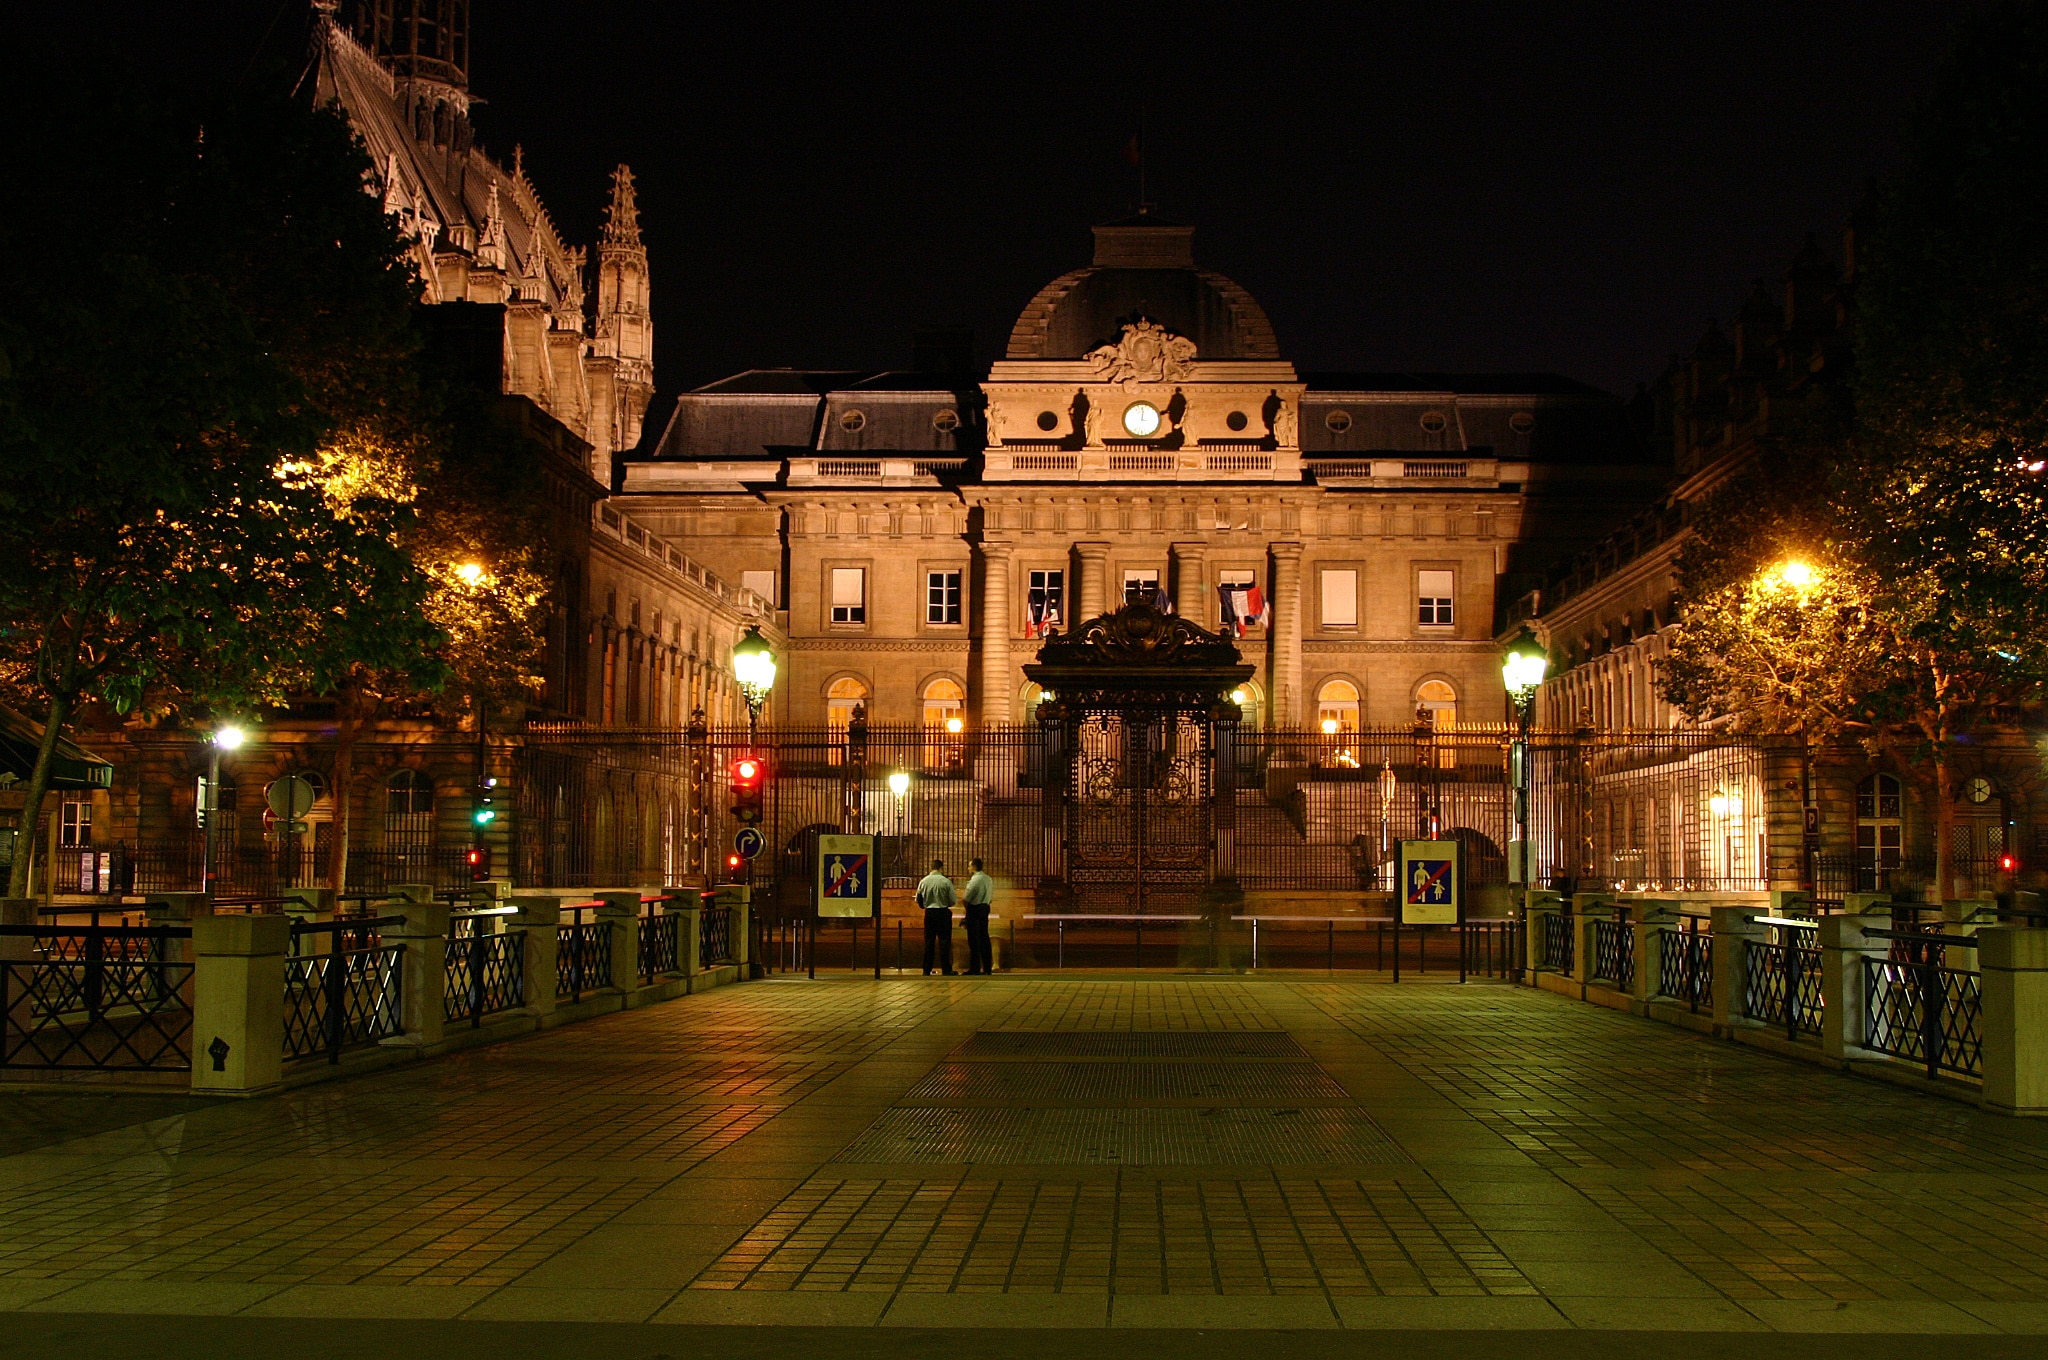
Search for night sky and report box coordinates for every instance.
[86,2,1971,434]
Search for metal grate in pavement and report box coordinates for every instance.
[832,1106,1410,1166]
[958,1031,1309,1060]
[902,1061,1348,1103]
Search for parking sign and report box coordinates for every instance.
[1397,839,1462,925]
[816,833,878,918]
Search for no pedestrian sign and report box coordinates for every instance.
[815,833,878,918]
[1397,839,1462,925]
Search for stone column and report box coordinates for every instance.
[594,890,642,991]
[382,899,450,1049]
[509,897,560,1019]
[1819,913,1890,1063]
[1979,926,2048,1114]
[1075,542,1111,621]
[190,914,290,1094]
[1269,542,1304,727]
[1171,542,1208,623]
[979,541,1013,725]
[1710,904,1769,1035]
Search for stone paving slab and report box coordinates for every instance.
[2,974,2048,1339]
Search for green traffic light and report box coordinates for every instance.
[474,808,496,825]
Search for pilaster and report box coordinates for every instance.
[979,541,1013,724]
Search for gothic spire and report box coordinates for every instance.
[602,164,643,248]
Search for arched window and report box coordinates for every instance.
[1416,679,1457,728]
[922,678,965,731]
[827,676,869,733]
[384,770,435,858]
[1856,773,1903,891]
[1317,680,1361,768]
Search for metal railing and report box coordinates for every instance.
[283,916,405,1063]
[556,915,612,1001]
[1862,928,1983,1079]
[1539,911,1574,973]
[1744,935,1823,1039]
[1657,919,1712,1012]
[0,923,194,1069]
[700,905,734,967]
[444,910,525,1026]
[639,908,679,979]
[1591,917,1635,989]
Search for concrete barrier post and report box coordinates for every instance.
[190,914,290,1094]
[1526,892,1564,974]
[657,898,690,977]
[380,899,449,1049]
[593,891,640,991]
[1819,913,1891,1063]
[1711,905,1769,1033]
[0,900,37,1041]
[680,906,704,977]
[1632,901,1678,1003]
[508,897,560,1017]
[145,893,211,965]
[1571,894,1613,988]
[1978,926,2048,1115]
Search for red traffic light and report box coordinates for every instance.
[733,757,761,784]
[2002,854,2018,872]
[726,853,743,869]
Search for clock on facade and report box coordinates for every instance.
[1122,401,1162,437]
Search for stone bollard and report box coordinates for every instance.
[1819,913,1891,1064]
[1978,926,2048,1115]
[1571,894,1614,989]
[191,914,290,1094]
[1526,891,1565,975]
[379,898,449,1049]
[1711,905,1770,1034]
[507,897,559,1019]
[679,903,704,978]
[705,885,749,975]
[593,891,641,992]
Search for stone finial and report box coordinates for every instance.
[476,182,507,270]
[602,164,642,248]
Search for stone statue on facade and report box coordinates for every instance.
[1085,318,1198,387]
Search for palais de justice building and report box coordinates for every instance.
[621,218,1660,736]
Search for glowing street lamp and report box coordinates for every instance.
[1778,560,1815,589]
[731,625,777,741]
[455,561,487,587]
[1501,633,1549,888]
[201,724,247,897]
[887,769,910,800]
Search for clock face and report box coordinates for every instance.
[1122,401,1162,438]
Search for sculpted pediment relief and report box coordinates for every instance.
[1084,318,1197,387]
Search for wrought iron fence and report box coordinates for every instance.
[1539,911,1574,973]
[1744,936,1824,1039]
[444,921,525,1026]
[126,836,479,896]
[1657,921,1713,1011]
[640,909,679,979]
[700,905,734,967]
[283,918,404,1063]
[1591,917,1635,988]
[556,919,611,1001]
[0,924,193,1069]
[1864,956,1983,1078]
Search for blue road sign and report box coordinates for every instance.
[1407,859,1453,905]
[822,854,869,900]
[733,826,766,861]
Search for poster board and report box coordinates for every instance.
[815,833,879,918]
[1397,838,1463,926]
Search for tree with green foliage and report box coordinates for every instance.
[1663,2,2048,900]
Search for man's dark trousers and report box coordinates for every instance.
[964,906,992,975]
[922,907,955,975]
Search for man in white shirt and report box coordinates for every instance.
[916,858,957,976]
[962,858,995,975]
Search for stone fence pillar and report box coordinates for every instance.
[381,899,449,1050]
[146,893,211,965]
[509,897,560,1019]
[1571,893,1614,988]
[593,891,641,991]
[1630,900,1680,1004]
[1819,913,1890,1064]
[1526,891,1564,975]
[190,914,289,1095]
[1979,926,2048,1116]
[1711,905,1769,1034]
[1,900,35,1041]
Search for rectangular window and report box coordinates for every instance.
[926,569,963,624]
[1320,569,1358,627]
[1418,569,1455,626]
[59,802,91,849]
[1123,568,1161,606]
[830,567,866,624]
[1027,569,1064,634]
[1218,570,1255,626]
[741,570,777,605]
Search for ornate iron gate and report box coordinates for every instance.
[1066,709,1214,912]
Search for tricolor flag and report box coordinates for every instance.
[1027,591,1063,638]
[1217,584,1268,636]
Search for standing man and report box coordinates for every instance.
[962,858,995,975]
[917,858,957,976]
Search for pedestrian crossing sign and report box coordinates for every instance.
[1398,839,1462,925]
[816,833,878,918]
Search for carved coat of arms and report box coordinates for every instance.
[1085,318,1197,386]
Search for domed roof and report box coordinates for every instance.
[1005,216,1281,361]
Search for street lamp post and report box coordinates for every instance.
[1501,635,1549,893]
[887,769,910,883]
[731,625,777,748]
[201,724,246,897]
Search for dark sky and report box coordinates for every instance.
[88,2,1972,424]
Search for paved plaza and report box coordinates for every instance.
[6,973,2048,1358]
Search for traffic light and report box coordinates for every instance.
[731,754,764,824]
[2002,853,2019,874]
[473,788,497,828]
[467,846,490,880]
[726,851,745,881]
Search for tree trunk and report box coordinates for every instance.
[1932,751,1955,906]
[7,691,73,899]
[325,685,363,892]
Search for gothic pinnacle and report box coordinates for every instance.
[603,164,642,248]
